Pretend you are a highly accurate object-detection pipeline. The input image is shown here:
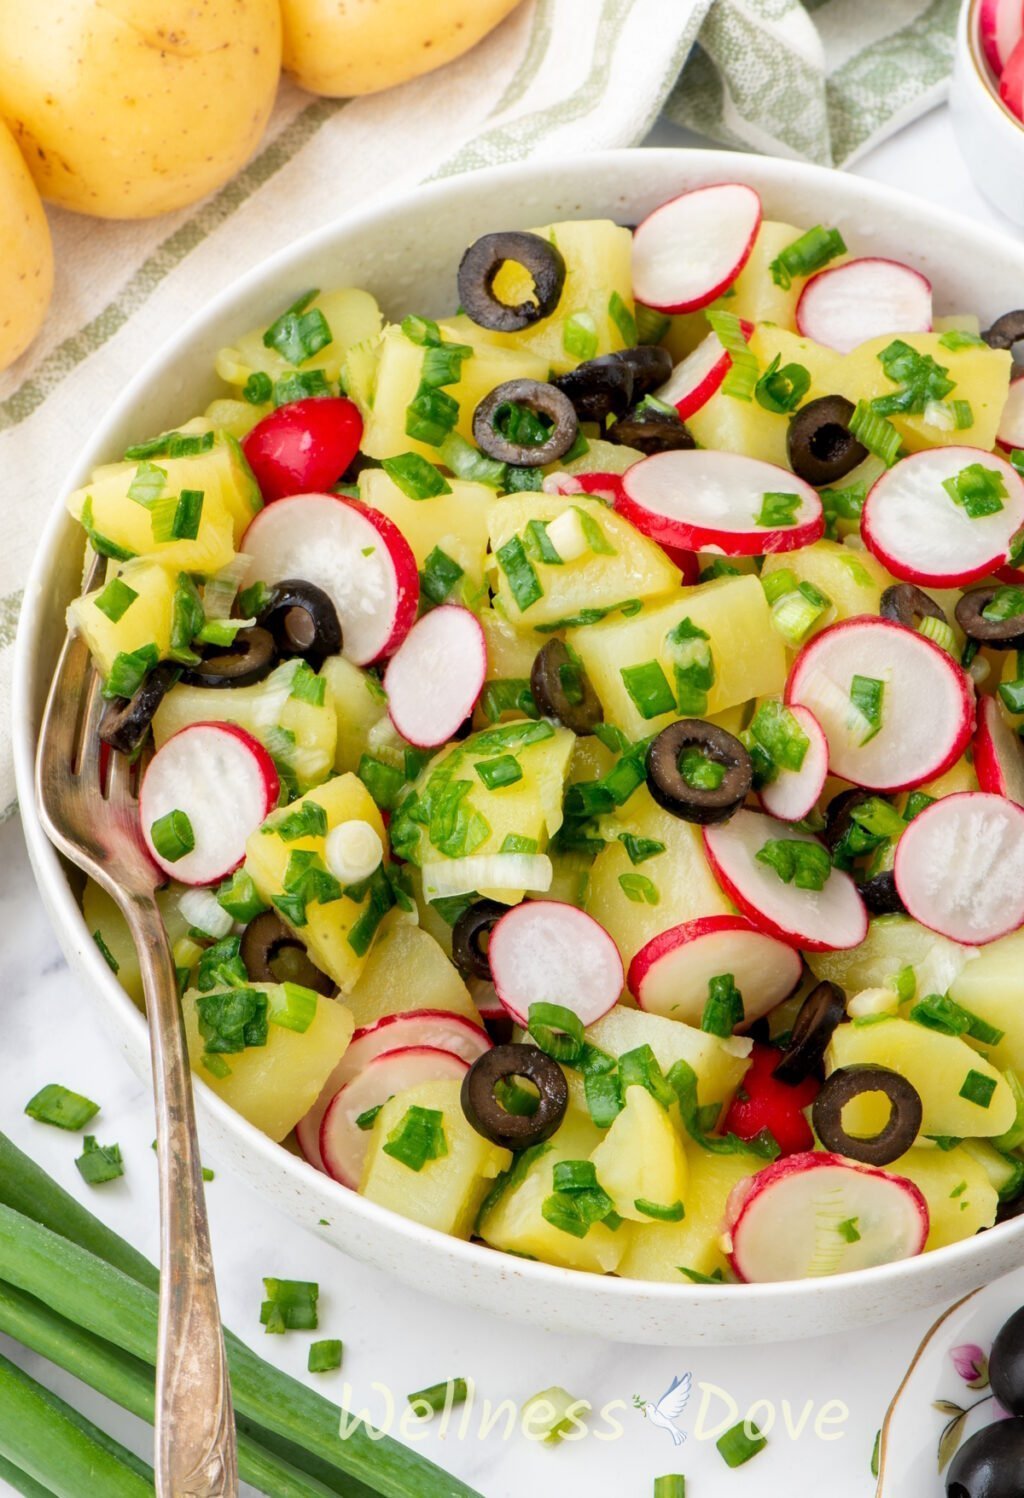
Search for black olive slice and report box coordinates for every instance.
[99,662,179,755]
[822,787,873,854]
[607,403,695,455]
[240,911,334,995]
[880,583,947,632]
[472,378,578,467]
[956,586,1024,649]
[787,395,867,486]
[616,344,674,399]
[858,868,906,916]
[811,1065,923,1167]
[181,626,278,688]
[552,354,634,424]
[451,899,507,981]
[529,639,603,735]
[257,579,342,671]
[946,1416,1024,1497]
[460,1043,568,1149]
[983,309,1024,350]
[772,982,846,1086]
[457,231,566,333]
[646,720,753,826]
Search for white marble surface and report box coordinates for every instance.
[2,102,1019,1498]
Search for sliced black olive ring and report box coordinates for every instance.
[880,583,947,632]
[772,981,846,1086]
[552,353,634,423]
[607,403,695,455]
[257,579,342,671]
[461,1043,568,1150]
[983,309,1024,350]
[181,625,278,688]
[811,1064,923,1167]
[822,787,873,854]
[99,662,179,755]
[956,586,1024,650]
[787,394,867,487]
[451,899,508,981]
[530,639,603,735]
[472,378,578,467]
[646,719,753,826]
[616,344,674,398]
[457,231,566,334]
[240,911,335,995]
[858,868,906,916]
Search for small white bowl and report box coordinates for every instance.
[950,0,1024,226]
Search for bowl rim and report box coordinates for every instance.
[14,145,1024,1316]
[964,0,1024,133]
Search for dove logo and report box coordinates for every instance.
[633,1374,691,1445]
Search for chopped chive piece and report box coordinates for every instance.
[564,311,599,361]
[271,800,328,842]
[243,370,273,404]
[756,491,802,528]
[910,993,1004,1046]
[420,546,464,605]
[521,1386,591,1443]
[356,754,406,811]
[608,290,637,346]
[762,568,797,606]
[665,616,714,714]
[263,290,332,365]
[837,1217,861,1243]
[494,1075,540,1115]
[620,659,675,719]
[553,1159,599,1193]
[634,1198,685,1222]
[215,869,268,924]
[769,580,832,648]
[260,1277,319,1332]
[635,304,671,344]
[383,1105,447,1171]
[677,1265,725,1284]
[194,935,247,993]
[202,1052,232,1079]
[93,577,138,624]
[504,465,544,492]
[999,676,1024,714]
[127,461,167,506]
[75,1136,124,1186]
[197,987,269,1057]
[479,677,538,722]
[274,369,331,406]
[308,1339,343,1373]
[756,837,831,891]
[749,700,809,776]
[618,1044,675,1109]
[78,495,137,563]
[943,462,1007,519]
[496,535,543,612]
[618,833,665,864]
[849,673,885,744]
[960,1070,997,1108]
[25,1084,100,1131]
[820,480,867,538]
[401,313,441,346]
[104,643,158,701]
[871,339,954,416]
[269,982,319,1034]
[755,355,810,414]
[381,452,452,499]
[706,310,757,400]
[149,809,195,864]
[849,399,902,466]
[405,386,459,446]
[356,1102,385,1134]
[769,224,846,289]
[982,585,1024,621]
[701,974,744,1037]
[618,872,659,905]
[528,1002,585,1063]
[679,747,726,791]
[541,1182,614,1238]
[407,1379,468,1417]
[939,328,987,350]
[474,754,522,790]
[92,929,120,973]
[717,1420,768,1468]
[918,615,956,655]
[289,661,326,706]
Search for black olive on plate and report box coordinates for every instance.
[880,582,948,632]
[990,1307,1024,1416]
[858,868,906,916]
[956,587,1024,650]
[787,395,867,486]
[451,899,507,982]
[822,787,873,854]
[457,231,566,333]
[772,981,846,1086]
[616,344,674,399]
[552,353,634,423]
[240,911,334,995]
[461,1043,568,1150]
[946,1417,1024,1498]
[811,1065,923,1167]
[983,309,1024,351]
[99,662,179,755]
[181,625,278,688]
[607,401,695,455]
[257,579,342,671]
[646,720,753,826]
[472,378,578,467]
[530,639,603,735]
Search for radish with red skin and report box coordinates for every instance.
[296,1010,490,1171]
[319,1045,470,1188]
[785,617,975,792]
[383,605,487,749]
[702,808,868,953]
[661,544,700,585]
[861,447,1024,587]
[1002,34,1024,118]
[542,471,624,503]
[241,493,419,665]
[618,449,824,556]
[721,1044,819,1158]
[241,397,363,503]
[655,320,755,420]
[795,257,932,354]
[631,183,762,314]
[975,693,1024,806]
[894,791,1024,944]
[627,914,802,1027]
[724,1152,929,1282]
[997,373,1024,452]
[982,0,1024,73]
[140,722,278,885]
[488,901,623,1029]
[759,704,828,822]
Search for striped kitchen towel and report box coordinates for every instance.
[0,0,959,816]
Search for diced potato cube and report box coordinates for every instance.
[320,655,388,774]
[344,918,484,1030]
[950,927,1024,1078]
[359,468,492,607]
[618,1144,764,1282]
[215,287,383,388]
[67,557,180,679]
[589,1084,688,1222]
[886,1144,997,1251]
[761,540,894,635]
[807,914,978,1003]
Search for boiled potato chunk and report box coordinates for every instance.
[589,1085,688,1222]
[359,1079,510,1237]
[216,288,383,390]
[762,540,893,635]
[618,1144,765,1282]
[68,558,179,679]
[0,117,51,369]
[888,1145,997,1252]
[344,918,484,1030]
[951,927,1024,1078]
[359,468,492,607]
[808,914,978,1002]
[320,656,388,775]
[576,1007,752,1118]
[83,881,192,1010]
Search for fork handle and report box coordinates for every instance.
[131,894,238,1497]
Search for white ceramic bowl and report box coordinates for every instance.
[950,0,1024,226]
[14,148,1024,1347]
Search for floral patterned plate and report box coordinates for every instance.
[876,1265,1024,1495]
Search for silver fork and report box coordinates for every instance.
[35,551,238,1497]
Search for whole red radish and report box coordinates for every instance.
[722,1044,819,1157]
[242,396,363,502]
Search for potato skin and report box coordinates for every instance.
[0,1,283,219]
[281,0,524,97]
[0,118,53,369]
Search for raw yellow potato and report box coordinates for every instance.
[808,913,978,1001]
[836,334,1011,452]
[569,573,787,742]
[574,1007,752,1118]
[887,1145,997,1252]
[589,1084,688,1222]
[215,288,383,389]
[182,982,353,1142]
[344,918,483,1030]
[762,540,893,635]
[359,468,491,606]
[951,927,1024,1078]
[281,0,523,97]
[618,1144,764,1282]
[0,118,51,369]
[0,1,281,219]
[826,1018,1015,1139]
[67,557,179,679]
[82,880,192,1009]
[319,655,388,775]
[359,1079,510,1236]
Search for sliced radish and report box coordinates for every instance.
[894,791,1024,944]
[383,605,486,748]
[627,915,801,1028]
[140,722,278,885]
[662,544,700,585]
[319,1045,470,1188]
[759,705,829,822]
[982,0,1024,73]
[862,447,1024,587]
[724,1152,929,1282]
[488,901,623,1029]
[975,692,1024,806]
[1001,33,1024,119]
[786,617,975,792]
[795,258,932,354]
[655,320,755,420]
[702,809,867,953]
[631,183,762,314]
[241,397,363,503]
[241,493,418,664]
[618,449,823,556]
[997,374,1024,452]
[296,1011,490,1172]
[542,471,624,503]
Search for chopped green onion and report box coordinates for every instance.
[149,809,195,864]
[756,837,831,891]
[357,754,406,811]
[983,585,1024,621]
[635,1198,685,1222]
[541,1181,614,1238]
[849,673,885,744]
[103,644,158,701]
[263,291,331,366]
[665,615,715,714]
[552,1159,599,1193]
[496,535,543,612]
[756,491,802,528]
[479,677,538,723]
[939,328,986,350]
[837,1217,861,1243]
[679,748,725,791]
[620,660,676,720]
[494,1075,540,1115]
[943,462,1007,519]
[770,580,831,646]
[260,1277,319,1333]
[383,1106,448,1171]
[524,518,563,565]
[755,355,811,414]
[619,1044,675,1109]
[215,870,267,924]
[849,399,902,467]
[288,661,326,707]
[618,872,659,905]
[699,558,742,582]
[528,1002,584,1064]
[917,615,956,655]
[438,431,507,487]
[716,1420,768,1468]
[820,480,867,539]
[75,1137,124,1187]
[268,982,319,1035]
[474,754,522,790]
[243,371,273,404]
[405,386,459,447]
[871,339,954,416]
[768,224,846,289]
[308,1339,343,1373]
[401,314,441,346]
[653,1477,686,1498]
[92,929,119,973]
[618,833,665,864]
[608,290,637,346]
[273,369,331,406]
[381,452,452,500]
[960,1070,997,1108]
[356,1102,384,1132]
[271,799,328,842]
[701,974,744,1037]
[677,1265,725,1284]
[706,311,757,401]
[749,699,809,775]
[504,465,544,492]
[25,1085,100,1132]
[79,497,137,563]
[127,461,167,506]
[420,546,464,605]
[563,311,599,361]
[636,305,671,343]
[521,1386,591,1444]
[197,987,268,1056]
[408,1379,469,1417]
[93,578,138,624]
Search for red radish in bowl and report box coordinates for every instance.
[1001,33,1024,119]
[241,493,418,664]
[488,901,623,1029]
[655,321,755,420]
[703,809,868,952]
[997,373,1024,451]
[759,705,829,822]
[618,449,824,556]
[384,605,486,748]
[631,183,762,314]
[627,914,802,1027]
[975,693,1024,806]
[982,0,1024,74]
[721,1044,819,1158]
[894,791,1024,944]
[140,722,278,885]
[724,1152,929,1282]
[795,258,932,354]
[241,397,363,502]
[319,1045,470,1188]
[786,617,975,792]
[542,471,624,503]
